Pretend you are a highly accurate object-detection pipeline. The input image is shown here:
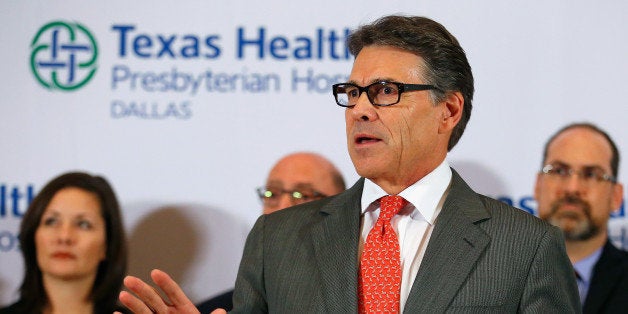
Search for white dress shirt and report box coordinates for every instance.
[359,159,452,312]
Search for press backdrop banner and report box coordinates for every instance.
[1,0,627,305]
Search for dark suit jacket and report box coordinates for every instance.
[231,170,580,313]
[583,240,628,314]
[196,289,234,313]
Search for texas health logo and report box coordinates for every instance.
[30,21,98,91]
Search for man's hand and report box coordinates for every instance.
[116,269,201,314]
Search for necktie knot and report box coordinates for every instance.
[379,195,407,222]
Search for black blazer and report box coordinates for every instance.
[196,289,234,313]
[583,240,628,314]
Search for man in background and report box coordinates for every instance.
[196,151,346,312]
[535,122,628,313]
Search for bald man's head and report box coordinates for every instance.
[260,152,345,214]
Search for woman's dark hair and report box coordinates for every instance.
[16,171,127,314]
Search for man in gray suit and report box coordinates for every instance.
[118,15,580,313]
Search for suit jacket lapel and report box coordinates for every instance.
[310,179,364,313]
[404,170,491,313]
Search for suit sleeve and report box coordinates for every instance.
[519,225,581,313]
[230,215,268,314]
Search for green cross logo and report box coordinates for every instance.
[30,21,98,91]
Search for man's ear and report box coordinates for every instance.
[438,91,464,133]
[534,172,543,201]
[611,182,624,215]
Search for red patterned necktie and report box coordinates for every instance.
[359,195,407,313]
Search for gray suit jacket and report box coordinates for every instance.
[231,170,580,313]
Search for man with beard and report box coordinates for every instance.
[535,122,628,313]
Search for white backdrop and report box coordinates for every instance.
[1,0,627,306]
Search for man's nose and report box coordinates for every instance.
[561,173,585,195]
[276,193,294,211]
[350,92,377,122]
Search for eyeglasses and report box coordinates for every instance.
[256,187,328,207]
[541,164,616,184]
[332,81,440,107]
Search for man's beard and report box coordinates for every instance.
[545,194,600,241]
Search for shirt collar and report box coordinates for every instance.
[573,247,603,284]
[361,159,452,225]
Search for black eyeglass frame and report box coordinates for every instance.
[332,81,441,107]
